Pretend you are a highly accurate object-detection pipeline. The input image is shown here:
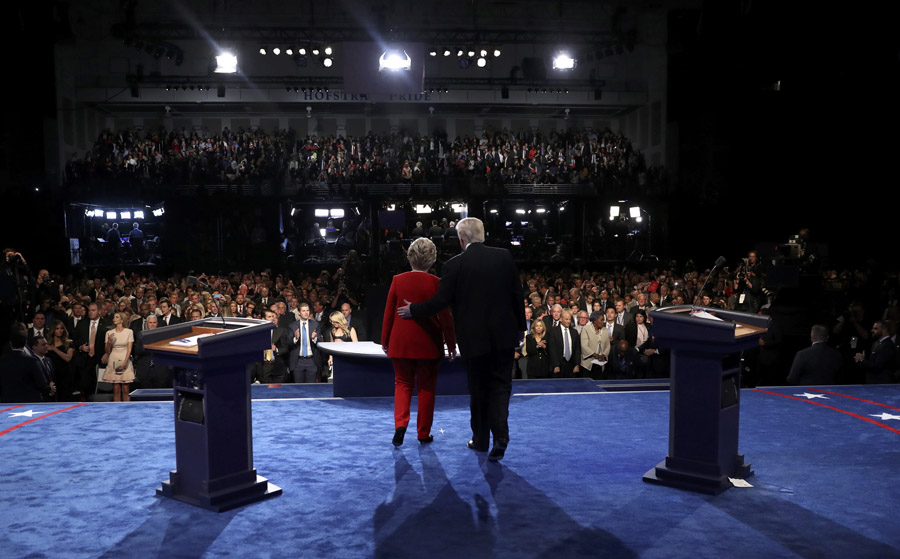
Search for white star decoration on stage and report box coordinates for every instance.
[794,393,829,400]
[869,413,900,421]
[8,410,46,418]
[439,428,445,434]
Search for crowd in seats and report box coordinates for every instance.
[4,248,898,404]
[64,126,662,192]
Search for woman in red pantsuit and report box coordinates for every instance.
[382,238,456,446]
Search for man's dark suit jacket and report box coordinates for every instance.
[603,323,626,351]
[288,318,321,372]
[410,242,525,357]
[787,342,842,385]
[253,326,292,383]
[549,324,581,377]
[859,337,897,384]
[0,350,49,403]
[607,347,639,379]
[159,313,183,327]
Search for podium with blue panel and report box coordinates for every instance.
[642,306,770,494]
[140,317,281,512]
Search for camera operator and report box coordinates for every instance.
[734,250,764,312]
[1,249,35,350]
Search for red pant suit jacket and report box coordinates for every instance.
[382,271,456,358]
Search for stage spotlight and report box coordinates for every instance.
[379,49,412,72]
[451,203,466,213]
[493,48,501,57]
[106,211,117,220]
[92,209,103,217]
[121,211,132,220]
[428,48,437,57]
[314,209,329,217]
[480,49,488,57]
[273,47,281,55]
[609,206,620,219]
[415,204,433,214]
[629,206,641,218]
[323,57,333,68]
[457,49,464,57]
[515,209,526,214]
[467,49,475,57]
[312,47,320,56]
[476,57,487,68]
[443,48,452,57]
[134,211,144,219]
[324,46,333,55]
[286,48,293,56]
[214,52,238,73]
[552,51,576,70]
[259,47,266,55]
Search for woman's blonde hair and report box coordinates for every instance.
[329,311,349,332]
[407,237,437,271]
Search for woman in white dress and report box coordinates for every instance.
[102,311,135,402]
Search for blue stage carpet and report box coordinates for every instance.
[1,385,899,558]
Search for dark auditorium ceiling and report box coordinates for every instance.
[59,0,700,119]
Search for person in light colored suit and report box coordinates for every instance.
[580,310,610,380]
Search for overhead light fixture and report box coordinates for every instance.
[428,48,437,57]
[286,48,293,56]
[552,51,577,71]
[324,46,333,55]
[259,47,267,55]
[476,57,487,68]
[272,47,281,55]
[415,204,433,214]
[515,209,526,215]
[120,211,132,220]
[489,209,498,214]
[609,206,620,218]
[133,210,145,219]
[451,203,466,213]
[93,209,104,217]
[493,48,501,57]
[629,206,641,218]
[214,52,238,73]
[443,48,452,57]
[379,49,412,72]
[323,57,333,68]
[330,209,345,218]
[106,211,117,220]
[314,209,329,217]
[312,47,320,56]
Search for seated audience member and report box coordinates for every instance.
[786,325,842,385]
[607,339,639,380]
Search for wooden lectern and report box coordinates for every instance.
[642,305,770,494]
[140,317,282,511]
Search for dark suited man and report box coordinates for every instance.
[608,340,639,379]
[854,321,897,384]
[1,325,53,403]
[398,217,525,461]
[787,324,842,385]
[614,299,633,328]
[253,309,291,383]
[603,307,626,349]
[72,302,108,397]
[133,314,171,389]
[289,302,320,383]
[543,303,563,332]
[549,310,581,378]
[157,299,182,327]
[28,311,51,340]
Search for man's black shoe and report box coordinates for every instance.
[467,440,488,452]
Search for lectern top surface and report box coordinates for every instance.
[144,326,227,355]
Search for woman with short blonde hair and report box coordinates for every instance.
[406,237,437,271]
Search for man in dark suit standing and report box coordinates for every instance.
[288,302,320,383]
[603,307,626,349]
[253,309,292,383]
[854,321,897,384]
[549,309,581,378]
[72,302,108,397]
[1,325,53,403]
[398,217,525,461]
[787,325,842,385]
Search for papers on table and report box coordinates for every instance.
[690,309,723,321]
[169,333,215,347]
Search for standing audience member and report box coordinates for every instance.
[47,321,75,400]
[580,310,610,380]
[289,302,320,383]
[101,312,135,402]
[549,309,581,377]
[1,324,52,403]
[787,325,842,385]
[524,319,551,379]
[854,321,897,384]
